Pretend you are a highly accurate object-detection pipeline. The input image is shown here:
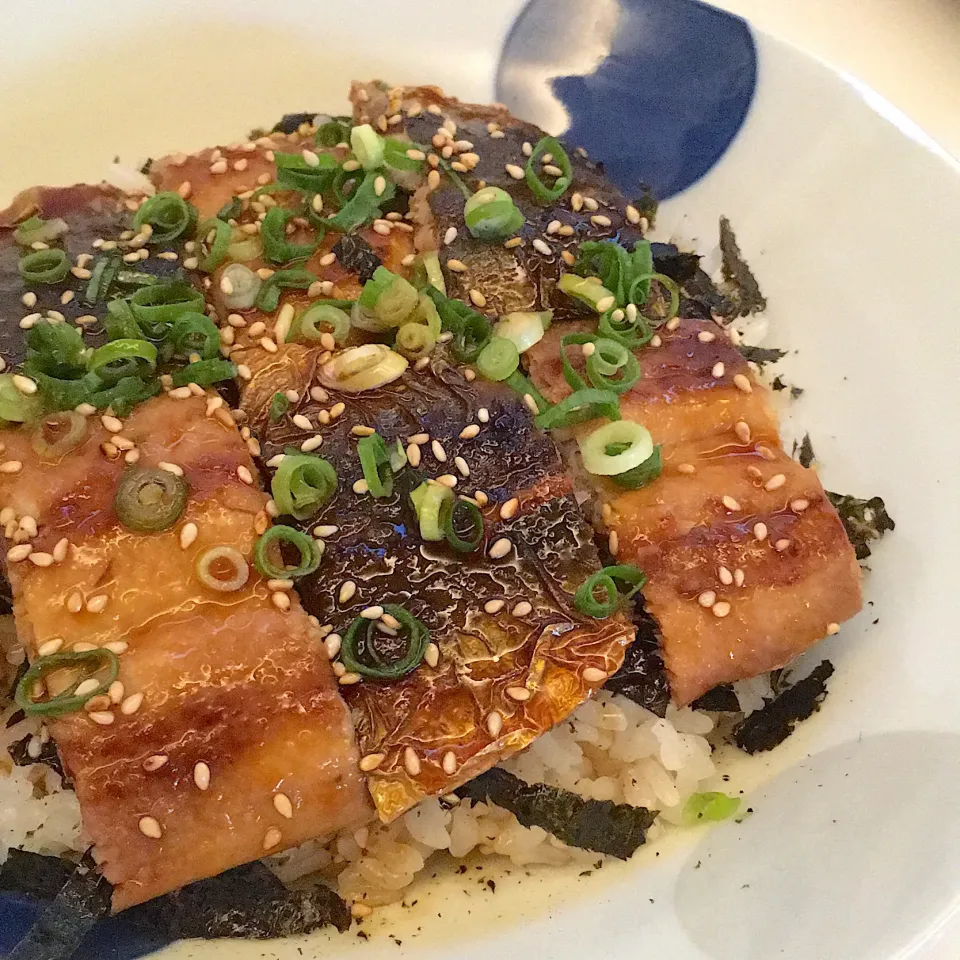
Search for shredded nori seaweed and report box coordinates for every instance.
[270,112,318,135]
[718,216,766,316]
[691,684,741,713]
[732,661,835,754]
[456,768,656,860]
[127,862,351,939]
[8,735,66,780]
[795,433,816,469]
[826,491,896,561]
[604,606,670,716]
[651,242,734,320]
[738,344,786,368]
[5,856,111,960]
[331,234,382,284]
[2,856,351,955]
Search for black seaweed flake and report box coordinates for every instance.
[270,113,318,135]
[0,849,74,901]
[826,492,896,561]
[691,684,741,713]
[738,345,786,368]
[6,857,110,960]
[331,234,382,284]
[718,216,767,316]
[128,862,351,939]
[8,734,66,780]
[732,661,835,754]
[456,768,656,860]
[604,606,670,716]
[795,433,816,469]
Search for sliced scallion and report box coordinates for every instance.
[410,481,453,541]
[294,303,351,345]
[350,124,385,170]
[340,605,429,682]
[324,172,396,233]
[357,431,394,498]
[525,136,572,203]
[269,391,290,421]
[253,525,321,579]
[254,268,318,313]
[196,217,232,272]
[442,497,484,553]
[19,249,69,285]
[272,453,337,520]
[13,215,68,247]
[220,263,262,310]
[31,411,88,459]
[274,151,339,192]
[557,273,615,312]
[534,388,620,431]
[359,266,418,328]
[476,337,519,382]
[87,338,158,384]
[0,373,43,422]
[261,206,317,265]
[169,312,220,360]
[133,191,197,243]
[115,466,188,533]
[578,420,653,476]
[83,256,120,305]
[494,311,549,354]
[130,282,205,338]
[610,444,662,490]
[170,358,237,388]
[574,565,646,618]
[196,546,250,592]
[15,649,120,717]
[464,186,524,241]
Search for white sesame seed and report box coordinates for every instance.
[120,693,143,715]
[436,474,458,488]
[6,544,31,562]
[359,753,384,772]
[532,238,552,256]
[475,491,489,506]
[103,641,128,655]
[52,538,69,562]
[722,496,741,512]
[504,237,523,249]
[775,538,792,552]
[330,402,345,419]
[12,375,37,396]
[274,792,294,819]
[454,456,470,477]
[826,622,840,636]
[757,444,777,461]
[143,755,168,773]
[291,413,313,431]
[360,605,384,620]
[179,522,198,550]
[711,361,726,379]
[764,473,787,492]
[29,553,54,567]
[506,686,531,702]
[791,498,810,513]
[753,522,768,541]
[546,219,562,235]
[301,148,320,167]
[88,711,115,726]
[734,568,746,587]
[486,711,503,738]
[477,408,490,424]
[272,591,291,612]
[404,747,421,776]
[583,667,607,684]
[735,421,751,443]
[21,292,37,308]
[733,373,753,394]
[74,678,101,698]
[194,761,211,790]
[86,595,109,613]
[625,204,641,224]
[718,566,733,586]
[352,479,369,494]
[459,424,481,440]
[108,681,124,704]
[158,462,184,477]
[488,537,512,560]
[263,828,283,850]
[37,638,64,657]
[338,580,357,605]
[505,164,525,180]
[431,439,447,463]
[591,215,612,229]
[594,295,616,313]
[418,641,438,669]
[73,642,97,653]
[301,435,324,453]
[712,601,731,618]
[469,288,487,308]
[512,600,532,617]
[139,816,163,839]
[698,590,717,608]
[443,226,458,246]
[325,633,342,660]
[237,465,254,485]
[523,394,540,415]
[484,599,506,615]
[352,902,373,919]
[405,443,422,468]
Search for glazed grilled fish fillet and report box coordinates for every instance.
[0,395,370,909]
[525,320,862,705]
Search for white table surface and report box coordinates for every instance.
[711,0,960,160]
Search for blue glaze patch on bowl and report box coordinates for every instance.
[496,0,757,199]
[0,892,166,959]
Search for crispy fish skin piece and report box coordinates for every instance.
[525,319,862,706]
[237,337,633,821]
[0,395,371,910]
[349,81,646,321]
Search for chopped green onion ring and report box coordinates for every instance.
[0,373,43,422]
[87,338,158,384]
[196,217,232,272]
[534,388,621,431]
[557,273,616,312]
[464,186,524,241]
[629,272,680,323]
[357,431,394,498]
[19,249,69,285]
[255,268,318,312]
[476,337,520,382]
[15,649,120,717]
[220,263,261,310]
[269,391,290,421]
[442,497,484,553]
[196,546,250,593]
[578,420,654,476]
[598,307,654,349]
[272,453,337,520]
[83,256,120,305]
[350,124,385,170]
[295,303,351,344]
[31,411,87,459]
[574,565,646,618]
[170,358,237,388]
[261,206,317,265]
[114,466,189,533]
[253,525,321,579]
[130,282,205,338]
[169,312,221,360]
[525,136,572,203]
[133,191,197,244]
[610,444,663,490]
[560,333,641,395]
[340,604,429,682]
[410,481,453,541]
[14,215,68,247]
[682,791,741,824]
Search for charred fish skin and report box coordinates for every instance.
[0,394,371,910]
[349,82,646,321]
[253,357,634,822]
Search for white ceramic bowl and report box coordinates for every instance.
[1,1,958,958]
